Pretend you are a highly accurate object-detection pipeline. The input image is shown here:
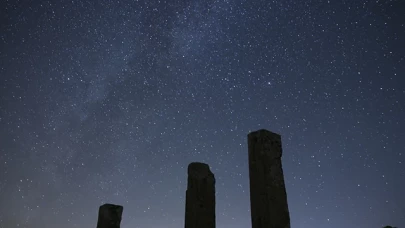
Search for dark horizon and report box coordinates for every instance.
[1,0,404,227]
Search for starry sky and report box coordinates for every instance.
[1,0,404,227]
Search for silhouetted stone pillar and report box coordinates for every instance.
[185,162,216,228]
[248,129,291,228]
[96,203,123,228]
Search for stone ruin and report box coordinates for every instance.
[185,162,216,228]
[95,129,291,228]
[247,129,291,228]
[96,203,123,228]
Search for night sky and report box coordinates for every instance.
[1,0,404,227]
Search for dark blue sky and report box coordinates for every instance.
[1,0,404,227]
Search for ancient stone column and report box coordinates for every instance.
[184,162,216,228]
[248,129,291,228]
[96,203,123,228]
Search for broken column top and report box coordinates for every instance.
[248,129,282,159]
[248,129,281,139]
[101,203,123,208]
[98,203,123,216]
[97,203,123,228]
[188,162,214,180]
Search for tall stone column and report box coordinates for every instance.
[248,129,291,228]
[96,203,124,228]
[184,162,216,228]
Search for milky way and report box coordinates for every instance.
[1,0,404,227]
